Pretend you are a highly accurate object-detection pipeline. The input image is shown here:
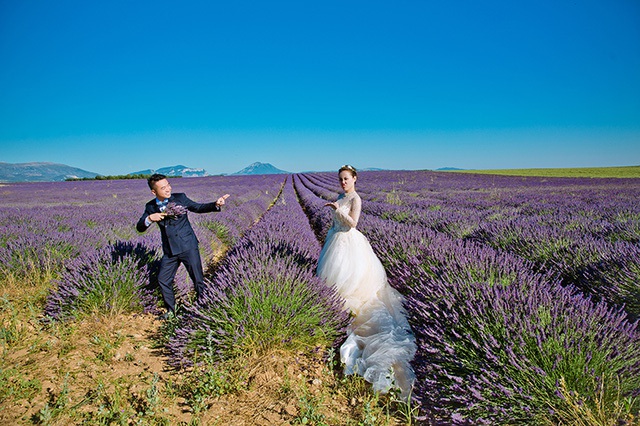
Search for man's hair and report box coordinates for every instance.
[148,173,167,190]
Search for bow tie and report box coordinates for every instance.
[157,199,169,211]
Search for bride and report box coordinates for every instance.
[317,165,416,399]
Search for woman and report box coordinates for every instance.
[317,165,416,399]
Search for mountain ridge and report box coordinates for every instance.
[130,165,208,177]
[1,161,388,182]
[231,162,289,175]
[0,162,99,182]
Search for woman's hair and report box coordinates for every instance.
[339,164,357,177]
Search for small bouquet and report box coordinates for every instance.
[162,202,188,218]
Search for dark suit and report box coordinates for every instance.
[137,193,220,312]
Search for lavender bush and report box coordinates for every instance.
[43,241,160,321]
[2,169,638,423]
[299,170,640,319]
[295,170,640,424]
[398,247,640,424]
[0,175,284,320]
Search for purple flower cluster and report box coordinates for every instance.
[43,241,161,321]
[162,202,188,218]
[166,176,348,367]
[302,171,640,318]
[295,170,640,424]
[0,175,285,320]
[3,170,639,422]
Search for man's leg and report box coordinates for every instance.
[182,248,206,299]
[158,254,181,312]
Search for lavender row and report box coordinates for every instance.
[166,176,348,367]
[302,170,640,245]
[0,175,285,321]
[294,172,640,424]
[298,171,640,318]
[0,175,284,287]
[372,219,640,424]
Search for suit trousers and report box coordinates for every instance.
[157,247,205,312]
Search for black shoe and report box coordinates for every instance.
[160,311,175,321]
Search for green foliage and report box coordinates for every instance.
[293,386,329,426]
[75,264,148,318]
[179,357,248,416]
[385,190,403,206]
[0,367,42,403]
[54,247,158,321]
[90,332,125,363]
[200,220,233,246]
[189,277,344,362]
[454,165,640,178]
[0,296,20,348]
[32,374,173,425]
[154,308,181,350]
[440,293,640,424]
[143,373,162,417]
[543,376,638,425]
[33,373,72,424]
[66,174,183,181]
[0,242,75,283]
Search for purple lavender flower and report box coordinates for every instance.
[294,170,640,424]
[162,202,188,218]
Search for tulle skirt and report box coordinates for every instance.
[317,227,416,398]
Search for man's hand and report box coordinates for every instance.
[149,212,165,222]
[216,194,230,207]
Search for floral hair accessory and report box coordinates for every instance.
[339,164,358,176]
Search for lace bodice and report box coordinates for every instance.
[331,191,362,232]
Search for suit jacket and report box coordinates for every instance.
[136,193,220,256]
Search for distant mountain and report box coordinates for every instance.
[232,162,289,175]
[130,165,208,177]
[436,167,465,171]
[0,162,99,182]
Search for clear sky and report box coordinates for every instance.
[1,1,639,175]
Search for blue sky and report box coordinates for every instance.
[1,1,639,175]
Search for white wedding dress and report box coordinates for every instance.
[317,191,416,399]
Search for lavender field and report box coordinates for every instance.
[1,171,639,425]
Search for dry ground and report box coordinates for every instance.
[1,282,412,425]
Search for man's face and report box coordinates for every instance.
[151,179,172,201]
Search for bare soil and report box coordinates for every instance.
[1,310,405,425]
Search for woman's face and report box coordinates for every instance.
[339,170,357,193]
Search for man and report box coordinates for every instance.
[137,173,229,318]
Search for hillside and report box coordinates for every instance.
[453,165,640,178]
[130,165,208,177]
[0,162,99,182]
[232,162,289,175]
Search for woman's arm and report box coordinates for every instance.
[334,194,361,228]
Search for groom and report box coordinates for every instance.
[137,173,229,318]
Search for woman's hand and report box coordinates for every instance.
[324,202,338,210]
